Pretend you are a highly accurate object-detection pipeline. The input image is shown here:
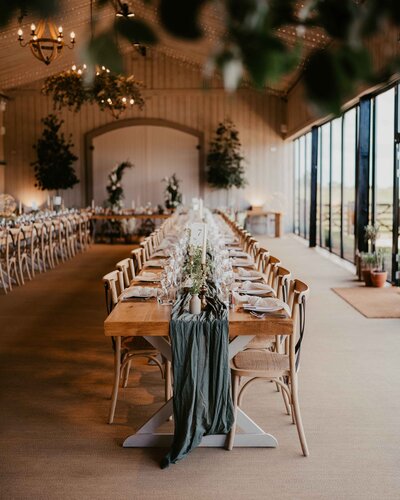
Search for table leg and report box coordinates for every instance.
[122,333,278,449]
[275,213,282,238]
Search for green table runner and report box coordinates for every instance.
[161,290,234,468]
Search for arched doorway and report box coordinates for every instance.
[85,118,204,207]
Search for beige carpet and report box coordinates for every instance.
[1,239,400,500]
[332,286,400,318]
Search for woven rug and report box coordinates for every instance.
[332,286,400,318]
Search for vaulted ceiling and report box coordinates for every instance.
[0,1,329,93]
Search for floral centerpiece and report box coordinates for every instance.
[163,173,182,210]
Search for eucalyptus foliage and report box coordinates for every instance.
[163,173,182,209]
[207,119,246,190]
[32,114,79,193]
[6,1,400,113]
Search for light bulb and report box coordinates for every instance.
[83,64,87,69]
[70,31,75,40]
[77,69,82,75]
[107,98,112,104]
[122,97,127,103]
[58,26,63,33]
[130,98,134,105]
[33,35,37,41]
[31,23,36,32]
[17,28,23,37]
[72,64,77,71]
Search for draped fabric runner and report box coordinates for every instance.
[161,290,234,468]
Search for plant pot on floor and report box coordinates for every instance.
[362,268,373,287]
[370,270,387,288]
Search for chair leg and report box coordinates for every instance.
[226,373,239,451]
[122,359,132,388]
[165,360,172,401]
[108,337,121,424]
[291,377,309,456]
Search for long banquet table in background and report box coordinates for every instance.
[104,266,293,449]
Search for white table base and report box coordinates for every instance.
[122,335,278,449]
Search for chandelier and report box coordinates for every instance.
[17,20,75,66]
[42,64,145,119]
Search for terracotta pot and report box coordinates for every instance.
[362,269,373,287]
[370,270,388,288]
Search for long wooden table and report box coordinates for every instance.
[104,265,293,450]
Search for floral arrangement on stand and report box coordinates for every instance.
[163,173,182,210]
[106,161,133,212]
[42,65,145,119]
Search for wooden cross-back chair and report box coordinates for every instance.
[228,279,310,457]
[116,257,136,288]
[102,270,167,424]
[131,247,145,274]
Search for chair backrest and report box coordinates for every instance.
[131,247,144,273]
[274,266,291,301]
[255,247,268,271]
[287,279,310,371]
[102,270,124,314]
[116,257,135,287]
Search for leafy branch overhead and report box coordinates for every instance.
[5,1,400,113]
[207,119,246,191]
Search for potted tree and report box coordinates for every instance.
[32,114,79,208]
[206,119,247,206]
[360,224,380,286]
[163,173,182,211]
[371,249,388,287]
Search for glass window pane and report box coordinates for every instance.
[320,123,331,249]
[299,136,306,237]
[294,139,300,234]
[305,132,312,239]
[375,88,394,278]
[343,108,356,261]
[331,118,342,256]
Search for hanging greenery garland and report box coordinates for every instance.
[42,65,145,119]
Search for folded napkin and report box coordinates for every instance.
[235,268,263,280]
[229,249,249,258]
[243,296,291,316]
[144,259,166,268]
[121,286,159,300]
[231,257,255,267]
[236,280,275,296]
[136,271,161,282]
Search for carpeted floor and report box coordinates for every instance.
[1,239,400,500]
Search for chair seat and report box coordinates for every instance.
[122,336,157,352]
[232,350,289,376]
[245,335,275,350]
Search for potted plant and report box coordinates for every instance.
[371,249,387,287]
[32,114,79,208]
[206,119,247,206]
[360,252,377,287]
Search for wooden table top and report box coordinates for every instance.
[104,264,293,338]
[91,213,170,220]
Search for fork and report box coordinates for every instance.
[250,311,266,319]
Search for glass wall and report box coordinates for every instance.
[373,88,395,278]
[293,82,400,284]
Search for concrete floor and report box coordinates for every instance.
[1,238,399,500]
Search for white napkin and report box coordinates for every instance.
[120,286,159,300]
[144,259,166,268]
[231,257,255,267]
[236,280,275,296]
[243,297,291,316]
[229,249,249,258]
[150,250,167,258]
[136,271,161,282]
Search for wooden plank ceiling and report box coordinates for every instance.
[0,0,329,92]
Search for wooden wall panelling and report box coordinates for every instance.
[4,51,294,230]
